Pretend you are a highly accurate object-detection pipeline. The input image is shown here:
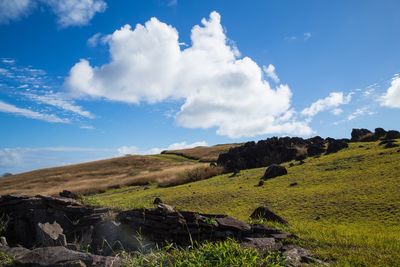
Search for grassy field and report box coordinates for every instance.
[85,140,400,266]
[0,154,204,196]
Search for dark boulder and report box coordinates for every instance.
[307,144,325,156]
[262,164,287,180]
[374,128,387,139]
[250,207,288,225]
[383,130,400,140]
[289,182,298,187]
[351,128,373,142]
[384,142,399,149]
[257,180,264,187]
[326,140,348,154]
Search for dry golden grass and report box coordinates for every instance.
[0,154,204,196]
[161,143,241,162]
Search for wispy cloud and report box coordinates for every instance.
[0,100,69,123]
[23,92,94,119]
[0,59,94,123]
[0,0,107,27]
[263,64,280,83]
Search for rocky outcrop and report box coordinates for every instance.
[0,195,108,249]
[262,164,288,180]
[217,136,329,171]
[351,128,400,142]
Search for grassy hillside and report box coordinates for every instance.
[162,143,241,162]
[0,154,204,196]
[85,140,400,266]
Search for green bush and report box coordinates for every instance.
[123,239,285,267]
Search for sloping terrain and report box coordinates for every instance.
[161,143,241,162]
[85,140,400,266]
[0,154,204,196]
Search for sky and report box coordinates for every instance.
[1,0,400,174]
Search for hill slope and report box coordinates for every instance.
[0,154,203,196]
[161,143,241,162]
[85,140,400,266]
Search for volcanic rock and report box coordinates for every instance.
[250,206,288,225]
[262,164,287,180]
[36,222,67,247]
[326,140,349,154]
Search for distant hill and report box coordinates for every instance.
[161,143,241,162]
[0,153,205,196]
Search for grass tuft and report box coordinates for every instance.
[122,239,285,267]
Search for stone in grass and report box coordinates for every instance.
[257,180,264,187]
[250,206,288,225]
[262,164,287,180]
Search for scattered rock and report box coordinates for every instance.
[298,160,305,165]
[257,180,264,187]
[59,190,78,199]
[36,222,67,247]
[262,164,287,180]
[351,128,400,142]
[384,142,399,149]
[289,182,298,187]
[250,206,288,225]
[153,197,163,205]
[289,162,295,167]
[379,139,395,145]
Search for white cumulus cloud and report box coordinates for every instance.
[66,11,312,138]
[380,75,400,108]
[301,92,352,117]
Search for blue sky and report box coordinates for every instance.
[1,0,400,174]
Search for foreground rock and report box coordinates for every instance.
[0,195,322,266]
[0,246,119,267]
[262,164,288,180]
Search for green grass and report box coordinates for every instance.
[122,239,285,267]
[0,251,13,266]
[84,141,400,266]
